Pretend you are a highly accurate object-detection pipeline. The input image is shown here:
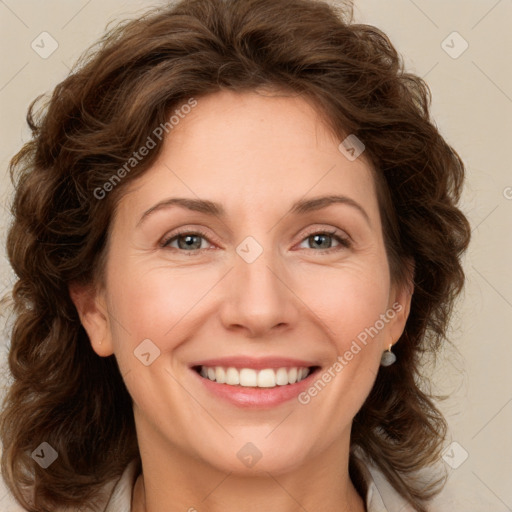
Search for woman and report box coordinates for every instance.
[0,0,471,510]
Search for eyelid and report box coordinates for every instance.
[160,226,219,249]
[295,225,352,250]
[299,225,351,241]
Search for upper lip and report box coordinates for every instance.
[190,356,319,370]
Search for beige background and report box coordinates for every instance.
[0,0,511,510]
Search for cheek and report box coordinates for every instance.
[106,251,391,358]
[294,261,391,408]
[105,260,221,356]
[296,259,391,344]
[103,264,212,414]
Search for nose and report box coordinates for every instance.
[218,243,300,338]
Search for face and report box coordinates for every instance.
[72,90,411,476]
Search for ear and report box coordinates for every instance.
[387,258,414,346]
[68,282,114,357]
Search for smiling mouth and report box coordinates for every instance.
[192,365,321,388]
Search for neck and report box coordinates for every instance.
[132,471,366,512]
[131,423,366,512]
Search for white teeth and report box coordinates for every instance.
[215,366,226,384]
[257,369,276,388]
[275,368,289,385]
[239,368,258,387]
[225,367,240,385]
[198,366,311,387]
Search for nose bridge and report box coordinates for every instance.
[219,234,297,335]
[239,245,278,292]
[235,235,283,305]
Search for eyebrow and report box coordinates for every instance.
[137,194,371,227]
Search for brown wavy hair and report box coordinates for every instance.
[0,0,471,510]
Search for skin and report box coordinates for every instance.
[70,89,412,512]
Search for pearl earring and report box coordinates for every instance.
[380,343,396,366]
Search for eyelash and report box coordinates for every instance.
[298,228,352,252]
[160,227,352,255]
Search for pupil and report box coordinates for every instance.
[179,235,201,250]
[311,234,331,249]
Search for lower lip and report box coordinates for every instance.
[191,368,319,408]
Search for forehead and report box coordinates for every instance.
[119,90,378,222]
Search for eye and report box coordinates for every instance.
[297,229,351,251]
[161,229,214,253]
[160,227,351,254]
